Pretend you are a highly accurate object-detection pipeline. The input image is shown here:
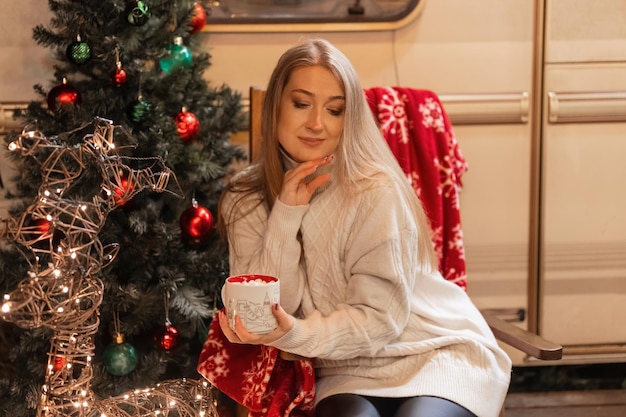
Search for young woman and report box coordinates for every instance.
[216,38,512,417]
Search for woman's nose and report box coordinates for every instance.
[306,108,323,131]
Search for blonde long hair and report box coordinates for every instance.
[218,38,436,271]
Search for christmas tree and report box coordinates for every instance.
[0,1,244,416]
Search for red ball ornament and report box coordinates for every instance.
[47,78,81,112]
[27,217,52,249]
[175,110,200,142]
[29,218,51,238]
[112,175,134,206]
[111,66,127,87]
[155,323,179,351]
[52,355,66,372]
[180,201,214,245]
[189,2,207,34]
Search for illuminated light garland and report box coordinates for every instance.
[0,118,218,416]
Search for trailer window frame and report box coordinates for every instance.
[203,0,425,32]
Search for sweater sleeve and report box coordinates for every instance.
[270,185,426,360]
[223,192,311,315]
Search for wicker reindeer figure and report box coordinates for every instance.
[0,118,217,417]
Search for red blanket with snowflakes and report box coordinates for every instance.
[197,311,316,417]
[365,87,468,289]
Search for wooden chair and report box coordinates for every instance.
[244,86,562,416]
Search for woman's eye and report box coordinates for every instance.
[328,108,344,117]
[293,101,309,109]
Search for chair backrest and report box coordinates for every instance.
[249,87,266,164]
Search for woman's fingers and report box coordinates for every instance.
[218,310,243,343]
[223,304,294,345]
[271,303,295,332]
[280,154,334,205]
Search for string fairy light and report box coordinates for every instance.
[0,118,218,417]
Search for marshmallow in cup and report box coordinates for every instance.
[222,274,280,334]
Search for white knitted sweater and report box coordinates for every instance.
[223,171,511,417]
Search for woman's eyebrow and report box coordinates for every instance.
[290,88,345,102]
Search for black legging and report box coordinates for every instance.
[316,393,477,417]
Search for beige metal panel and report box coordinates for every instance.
[541,63,626,346]
[459,123,531,297]
[545,0,626,63]
[457,122,533,365]
[393,0,533,93]
[0,1,53,101]
[202,31,400,98]
[204,0,535,97]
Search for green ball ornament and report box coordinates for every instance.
[66,37,91,65]
[126,98,151,124]
[159,37,192,74]
[126,0,151,26]
[103,334,138,376]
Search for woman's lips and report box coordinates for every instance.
[299,136,324,146]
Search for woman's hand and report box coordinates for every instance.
[218,303,295,345]
[278,154,334,206]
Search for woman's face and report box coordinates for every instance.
[277,65,345,163]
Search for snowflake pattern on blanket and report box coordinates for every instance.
[365,87,468,289]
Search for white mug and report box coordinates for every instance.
[222,274,280,334]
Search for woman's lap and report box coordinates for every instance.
[316,393,477,417]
